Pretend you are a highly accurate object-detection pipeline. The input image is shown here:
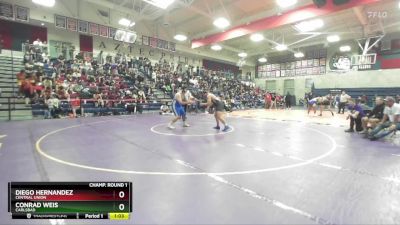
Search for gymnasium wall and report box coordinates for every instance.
[0,20,47,51]
[45,24,203,67]
[254,37,400,99]
[1,19,205,67]
[254,69,400,100]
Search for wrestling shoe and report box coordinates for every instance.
[359,130,368,134]
[222,126,231,132]
[369,136,378,141]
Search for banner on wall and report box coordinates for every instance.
[257,49,326,79]
[108,27,116,39]
[55,15,66,29]
[169,42,176,52]
[66,17,77,31]
[150,37,157,48]
[0,2,13,20]
[142,35,175,52]
[94,38,201,66]
[142,36,149,46]
[14,5,28,22]
[99,25,108,37]
[89,23,99,35]
[78,20,88,33]
[53,14,177,52]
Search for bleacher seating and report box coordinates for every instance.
[31,100,162,117]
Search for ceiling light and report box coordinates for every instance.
[294,19,324,32]
[258,57,267,63]
[32,0,55,7]
[142,0,175,9]
[119,18,135,27]
[276,0,297,8]
[294,52,304,58]
[327,35,340,42]
[250,33,264,42]
[213,17,230,29]
[211,45,222,51]
[174,34,187,41]
[238,52,247,58]
[276,44,288,51]
[340,45,351,52]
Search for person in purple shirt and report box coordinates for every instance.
[345,99,365,132]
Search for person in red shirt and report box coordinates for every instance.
[16,70,26,98]
[264,92,272,109]
[70,96,82,118]
[21,79,33,106]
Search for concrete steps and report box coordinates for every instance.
[0,87,15,92]
[0,110,33,121]
[0,55,31,120]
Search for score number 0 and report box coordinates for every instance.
[118,191,125,211]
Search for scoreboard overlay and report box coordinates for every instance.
[8,182,132,220]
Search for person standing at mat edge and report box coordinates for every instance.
[168,87,191,129]
[202,91,231,132]
[338,90,351,114]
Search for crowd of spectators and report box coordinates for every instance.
[152,61,296,111]
[154,66,268,110]
[15,39,276,118]
[16,41,168,118]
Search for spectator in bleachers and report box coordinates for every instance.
[44,95,59,119]
[22,78,34,106]
[137,89,147,103]
[270,93,277,110]
[16,70,26,98]
[93,92,104,108]
[360,97,385,134]
[33,38,43,46]
[345,99,365,133]
[360,94,368,104]
[264,92,270,109]
[338,90,351,114]
[43,77,52,91]
[368,97,400,141]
